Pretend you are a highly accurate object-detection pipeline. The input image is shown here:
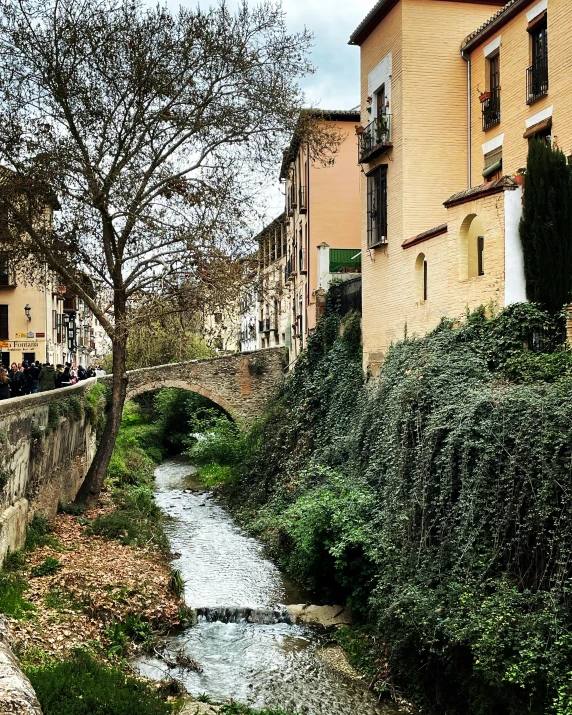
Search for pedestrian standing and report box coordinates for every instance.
[0,368,10,400]
[38,362,56,392]
[29,361,40,394]
[9,362,24,397]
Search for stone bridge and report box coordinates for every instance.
[0,348,284,562]
[103,347,284,421]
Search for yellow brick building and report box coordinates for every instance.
[351,0,571,374]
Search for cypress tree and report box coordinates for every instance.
[519,140,572,312]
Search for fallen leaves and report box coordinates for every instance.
[11,497,182,662]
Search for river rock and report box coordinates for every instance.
[285,604,352,628]
[180,699,221,714]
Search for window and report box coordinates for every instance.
[478,236,485,276]
[0,254,9,286]
[415,253,427,303]
[482,53,500,131]
[375,85,386,122]
[367,165,388,248]
[527,14,548,103]
[483,146,503,181]
[0,305,7,340]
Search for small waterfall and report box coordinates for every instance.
[195,606,293,625]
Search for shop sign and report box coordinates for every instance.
[36,332,45,338]
[7,341,39,349]
[15,332,27,338]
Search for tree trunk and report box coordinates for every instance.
[75,336,128,508]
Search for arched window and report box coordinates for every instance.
[415,253,427,303]
[459,215,486,279]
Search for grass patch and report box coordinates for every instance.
[58,500,85,516]
[44,588,83,612]
[25,514,61,552]
[196,463,233,487]
[25,649,175,715]
[88,485,167,550]
[0,572,35,619]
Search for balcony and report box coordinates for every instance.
[299,185,307,213]
[527,57,548,105]
[481,87,501,131]
[285,256,295,282]
[358,115,392,164]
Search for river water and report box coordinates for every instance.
[134,459,402,714]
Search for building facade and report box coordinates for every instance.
[0,263,66,368]
[257,214,289,352]
[351,0,569,375]
[281,110,362,360]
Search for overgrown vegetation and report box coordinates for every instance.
[204,291,572,715]
[25,649,175,715]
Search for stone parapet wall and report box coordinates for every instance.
[0,379,98,562]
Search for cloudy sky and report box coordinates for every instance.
[176,0,375,218]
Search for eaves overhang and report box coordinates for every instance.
[462,0,536,54]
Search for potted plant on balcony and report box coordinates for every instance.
[355,125,365,135]
[479,91,491,103]
[375,115,390,143]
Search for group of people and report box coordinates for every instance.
[0,361,99,400]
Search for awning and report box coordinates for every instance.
[523,117,552,139]
[482,159,502,178]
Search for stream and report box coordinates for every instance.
[133,459,404,714]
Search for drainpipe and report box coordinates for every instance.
[462,48,472,189]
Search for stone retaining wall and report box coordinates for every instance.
[0,379,97,562]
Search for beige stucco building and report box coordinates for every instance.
[257,213,289,352]
[281,110,362,360]
[351,0,570,375]
[0,264,66,367]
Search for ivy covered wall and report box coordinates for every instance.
[222,295,572,715]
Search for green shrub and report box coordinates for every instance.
[105,615,154,657]
[31,557,61,578]
[25,649,173,715]
[168,568,184,598]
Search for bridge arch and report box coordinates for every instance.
[105,348,284,423]
[126,379,237,420]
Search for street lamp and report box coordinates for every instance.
[24,304,31,321]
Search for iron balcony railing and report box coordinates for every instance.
[527,56,548,105]
[359,115,392,163]
[481,87,501,131]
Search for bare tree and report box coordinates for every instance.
[0,0,323,505]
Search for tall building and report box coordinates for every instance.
[281,110,362,360]
[257,214,288,352]
[351,0,569,375]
